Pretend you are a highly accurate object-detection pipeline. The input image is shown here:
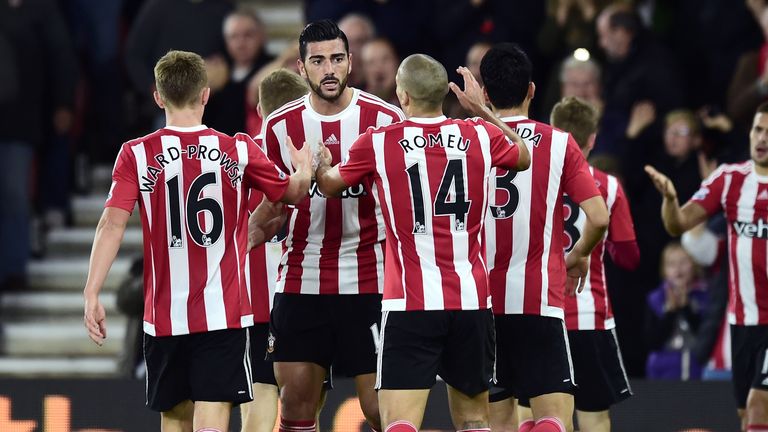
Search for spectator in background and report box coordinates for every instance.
[466,41,491,85]
[338,13,375,89]
[125,0,233,127]
[361,37,399,106]
[204,7,274,135]
[645,242,709,380]
[645,242,709,381]
[0,0,78,291]
[594,3,684,157]
[728,1,768,134]
[541,55,603,120]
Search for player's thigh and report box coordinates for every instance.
[269,293,334,369]
[446,385,490,430]
[439,309,495,399]
[376,310,446,392]
[529,392,574,429]
[378,389,430,429]
[160,400,194,432]
[188,328,253,407]
[489,397,517,432]
[569,329,632,412]
[494,315,576,400]
[575,409,611,432]
[240,383,279,432]
[144,333,192,413]
[331,294,382,377]
[192,401,232,432]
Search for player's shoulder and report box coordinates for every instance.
[356,89,405,119]
[263,95,308,126]
[122,128,168,149]
[702,160,752,184]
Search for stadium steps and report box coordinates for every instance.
[0,0,305,378]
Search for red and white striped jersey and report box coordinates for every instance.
[262,88,404,295]
[691,161,768,326]
[485,116,599,319]
[339,115,521,311]
[245,135,284,324]
[245,189,284,323]
[563,167,636,330]
[106,125,290,337]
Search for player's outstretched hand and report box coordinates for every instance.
[315,141,333,168]
[644,165,677,201]
[84,295,107,346]
[449,66,487,117]
[565,251,589,296]
[287,136,312,174]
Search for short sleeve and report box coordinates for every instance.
[339,129,376,187]
[239,133,290,203]
[690,167,726,216]
[482,120,519,170]
[105,143,140,213]
[562,135,600,204]
[607,177,636,243]
[262,119,290,173]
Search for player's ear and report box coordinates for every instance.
[528,81,536,101]
[483,87,491,106]
[201,87,211,106]
[153,90,165,110]
[347,52,353,75]
[297,58,307,78]
[588,132,596,152]
[256,102,263,118]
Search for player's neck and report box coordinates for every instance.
[494,107,527,119]
[164,108,204,128]
[309,87,354,116]
[755,161,768,177]
[406,108,444,119]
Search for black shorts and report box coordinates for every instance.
[376,309,495,397]
[731,324,768,408]
[269,293,381,377]
[490,315,575,402]
[568,329,632,411]
[250,323,277,386]
[143,328,253,412]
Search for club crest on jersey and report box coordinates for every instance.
[267,333,276,353]
[324,134,340,146]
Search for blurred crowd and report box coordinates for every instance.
[1,0,767,379]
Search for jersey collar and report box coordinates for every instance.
[499,115,528,123]
[164,124,208,132]
[408,115,447,124]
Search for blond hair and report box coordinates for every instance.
[550,96,598,149]
[665,109,700,136]
[259,69,309,117]
[154,50,208,109]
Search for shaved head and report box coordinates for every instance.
[396,54,448,110]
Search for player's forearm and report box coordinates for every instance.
[248,201,286,249]
[661,196,686,236]
[282,169,311,204]
[480,111,530,170]
[84,212,127,298]
[572,197,609,258]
